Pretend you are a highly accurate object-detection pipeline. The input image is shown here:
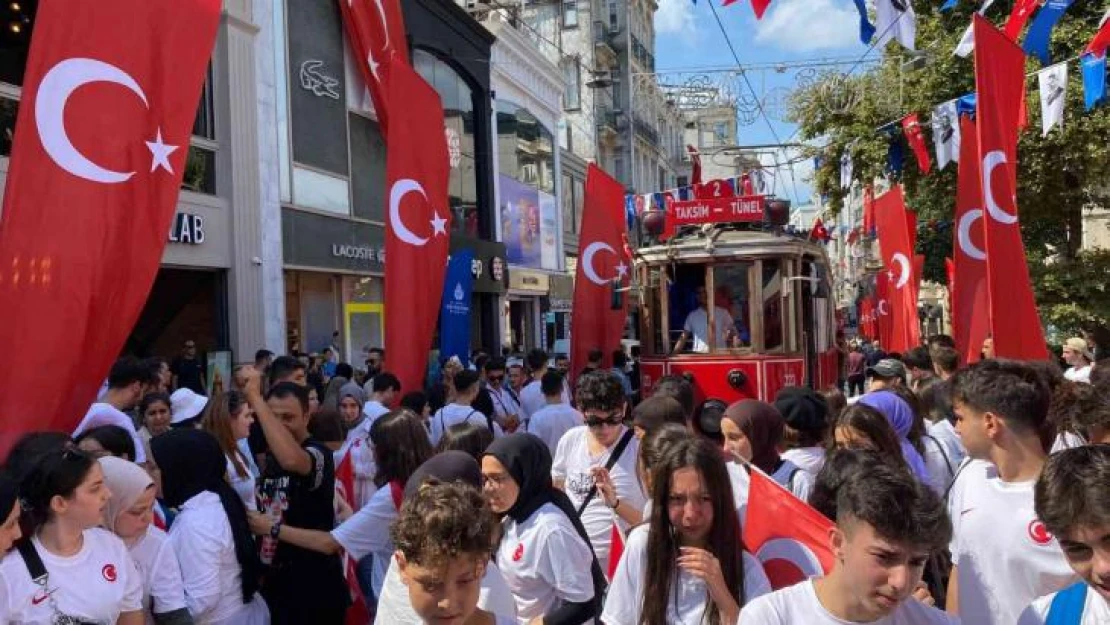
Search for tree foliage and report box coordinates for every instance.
[788,3,1110,334]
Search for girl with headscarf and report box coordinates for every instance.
[151,429,270,624]
[858,391,931,486]
[0,471,21,554]
[99,457,191,625]
[482,433,603,625]
[375,451,518,624]
[721,400,814,501]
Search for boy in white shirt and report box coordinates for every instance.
[1018,446,1110,624]
[526,370,582,452]
[741,457,956,624]
[430,370,503,445]
[946,360,1076,625]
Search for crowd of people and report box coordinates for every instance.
[0,335,1106,624]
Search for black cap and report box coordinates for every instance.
[773,386,829,432]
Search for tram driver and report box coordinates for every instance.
[673,285,738,354]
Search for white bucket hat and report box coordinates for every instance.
[170,388,209,426]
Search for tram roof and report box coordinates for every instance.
[635,226,831,265]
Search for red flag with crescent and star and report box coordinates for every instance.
[973,16,1048,360]
[902,113,933,174]
[873,187,920,354]
[952,115,990,366]
[744,468,834,590]
[335,453,371,625]
[0,0,220,453]
[1004,0,1041,42]
[874,270,893,349]
[338,0,408,133]
[384,57,452,396]
[570,164,630,380]
[686,144,702,185]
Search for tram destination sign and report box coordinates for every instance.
[666,194,765,229]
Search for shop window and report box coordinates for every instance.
[183,64,217,195]
[561,174,574,235]
[561,57,580,111]
[562,0,578,28]
[349,112,386,221]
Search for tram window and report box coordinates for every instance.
[710,263,752,351]
[762,260,785,352]
[646,266,665,356]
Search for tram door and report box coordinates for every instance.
[799,257,830,388]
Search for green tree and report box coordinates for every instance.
[789,3,1110,334]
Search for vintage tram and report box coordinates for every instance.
[632,196,839,405]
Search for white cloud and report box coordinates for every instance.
[754,0,861,52]
[655,0,696,37]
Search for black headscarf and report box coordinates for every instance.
[0,471,17,524]
[484,433,606,612]
[151,429,260,604]
[403,450,482,500]
[723,400,784,475]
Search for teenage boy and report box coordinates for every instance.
[945,360,1076,625]
[484,357,522,431]
[74,356,154,463]
[526,370,582,453]
[741,458,955,624]
[519,348,569,421]
[429,369,503,445]
[238,367,348,624]
[1017,445,1110,624]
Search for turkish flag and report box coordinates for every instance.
[875,270,893,349]
[862,185,875,235]
[335,454,371,625]
[914,254,925,294]
[0,0,220,453]
[743,468,834,590]
[902,113,933,174]
[1004,0,1040,41]
[384,57,452,396]
[974,16,1048,360]
[687,145,702,185]
[952,115,990,366]
[1086,11,1110,57]
[570,165,630,380]
[873,187,921,354]
[809,218,829,242]
[338,0,408,132]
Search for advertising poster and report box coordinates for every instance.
[207,351,233,396]
[500,174,542,269]
[538,190,559,270]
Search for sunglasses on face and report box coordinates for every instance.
[488,374,505,383]
[585,413,623,428]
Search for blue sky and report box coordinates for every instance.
[654,0,875,205]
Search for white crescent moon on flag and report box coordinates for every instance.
[36,58,148,184]
[389,179,430,247]
[957,209,987,261]
[581,242,616,286]
[754,538,825,587]
[878,300,890,316]
[982,150,1018,225]
[891,253,911,289]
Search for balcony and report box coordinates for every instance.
[633,114,659,146]
[593,21,618,67]
[596,106,620,144]
[630,34,655,72]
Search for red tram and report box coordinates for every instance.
[633,196,839,404]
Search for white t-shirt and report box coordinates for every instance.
[363,399,391,422]
[488,385,523,424]
[682,306,735,353]
[739,579,958,624]
[128,525,188,625]
[1064,365,1092,383]
[225,452,257,511]
[727,462,751,525]
[0,528,143,624]
[168,491,263,624]
[551,426,646,572]
[602,525,771,625]
[1018,584,1110,625]
[526,403,582,453]
[496,503,596,623]
[74,402,147,463]
[331,482,398,598]
[926,420,965,493]
[374,555,518,625]
[770,458,814,503]
[430,404,504,445]
[519,379,571,422]
[344,419,379,509]
[947,460,1078,625]
[780,446,825,476]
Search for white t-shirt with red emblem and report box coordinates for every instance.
[947,460,1078,625]
[0,528,143,624]
[495,502,595,623]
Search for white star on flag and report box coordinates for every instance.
[145,129,178,174]
[616,262,629,279]
[431,211,448,236]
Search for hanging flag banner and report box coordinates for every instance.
[1022,0,1075,66]
[953,0,996,58]
[873,187,921,354]
[886,127,905,178]
[1082,53,1108,111]
[957,92,978,117]
[840,151,854,189]
[974,15,1048,360]
[339,0,408,133]
[743,468,835,590]
[439,249,474,365]
[687,144,703,185]
[1004,0,1040,41]
[875,0,916,51]
[902,113,933,174]
[810,217,830,242]
[1086,9,1110,57]
[1037,62,1069,136]
[931,99,961,170]
[941,0,959,10]
[952,115,990,366]
[0,0,221,453]
[852,0,877,44]
[863,186,876,236]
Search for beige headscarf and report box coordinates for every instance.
[98,456,154,535]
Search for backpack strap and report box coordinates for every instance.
[16,539,48,587]
[1046,581,1087,625]
[923,433,955,478]
[575,428,636,517]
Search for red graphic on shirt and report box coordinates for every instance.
[512,543,524,562]
[1028,520,1053,546]
[31,590,53,605]
[102,564,117,582]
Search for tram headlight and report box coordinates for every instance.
[727,369,748,390]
